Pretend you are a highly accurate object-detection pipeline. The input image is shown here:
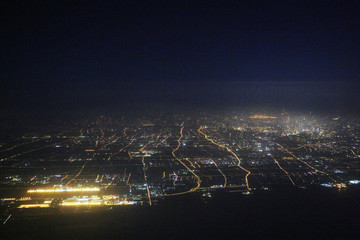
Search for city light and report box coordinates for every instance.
[27,187,100,193]
[250,115,277,119]
[61,201,102,206]
[18,204,50,208]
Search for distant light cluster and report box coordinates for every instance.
[249,114,278,119]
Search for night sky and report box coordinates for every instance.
[1,1,360,116]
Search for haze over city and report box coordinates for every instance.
[1,1,360,240]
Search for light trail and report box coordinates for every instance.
[198,126,251,191]
[166,122,201,196]
[270,155,296,186]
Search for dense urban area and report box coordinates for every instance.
[1,111,360,223]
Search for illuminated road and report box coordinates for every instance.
[170,124,196,168]
[198,126,251,191]
[140,141,152,152]
[60,175,68,182]
[265,138,328,175]
[126,173,131,185]
[270,155,296,186]
[3,214,11,224]
[0,138,43,153]
[202,148,227,188]
[1,138,76,161]
[65,162,88,186]
[211,160,227,188]
[290,143,316,150]
[103,136,121,149]
[107,139,135,161]
[105,138,135,188]
[156,136,169,148]
[259,137,343,182]
[349,149,360,158]
[139,141,152,205]
[166,122,201,196]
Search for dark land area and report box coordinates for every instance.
[2,187,360,240]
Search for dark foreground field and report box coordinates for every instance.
[1,187,360,240]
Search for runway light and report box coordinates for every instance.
[27,187,100,193]
[1,198,16,201]
[18,204,50,208]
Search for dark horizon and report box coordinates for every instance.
[2,81,360,120]
[2,1,360,118]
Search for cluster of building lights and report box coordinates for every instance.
[249,115,277,119]
[13,193,138,208]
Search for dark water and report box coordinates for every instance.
[1,187,360,240]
